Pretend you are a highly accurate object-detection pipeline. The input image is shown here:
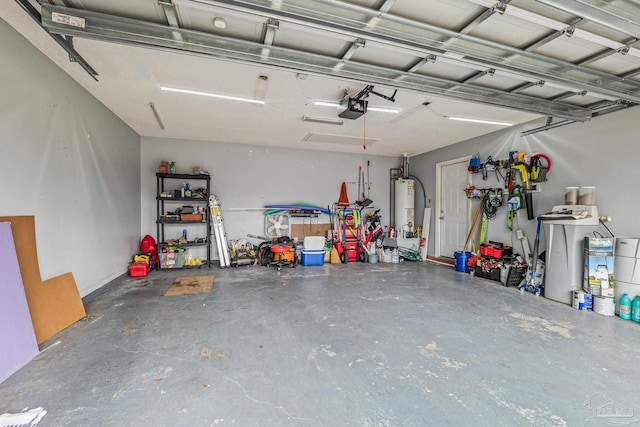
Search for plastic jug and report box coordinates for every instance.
[619,293,631,320]
[632,296,640,323]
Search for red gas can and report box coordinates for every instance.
[128,262,149,278]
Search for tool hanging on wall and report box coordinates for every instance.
[507,184,523,231]
[488,188,503,208]
[468,153,481,173]
[517,151,528,163]
[470,150,551,224]
[529,153,552,182]
[503,151,518,191]
[357,166,362,203]
[511,163,534,220]
[505,168,513,192]
[479,190,500,244]
[366,160,371,199]
[479,211,489,244]
[484,156,503,182]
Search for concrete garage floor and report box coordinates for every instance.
[1,261,639,427]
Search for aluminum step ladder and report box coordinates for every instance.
[209,195,231,268]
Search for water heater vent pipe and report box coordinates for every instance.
[401,153,409,178]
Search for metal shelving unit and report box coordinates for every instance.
[156,172,211,269]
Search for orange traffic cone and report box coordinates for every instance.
[337,182,350,207]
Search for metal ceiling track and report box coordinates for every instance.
[198,0,640,104]
[521,100,636,136]
[536,0,640,40]
[39,4,591,121]
[14,0,98,81]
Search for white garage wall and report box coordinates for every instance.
[0,19,141,296]
[410,108,640,257]
[141,137,396,257]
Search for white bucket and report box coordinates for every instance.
[593,296,615,316]
[578,186,596,205]
[573,290,593,311]
[564,187,578,205]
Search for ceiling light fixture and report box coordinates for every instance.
[160,86,265,104]
[448,116,513,126]
[213,17,227,29]
[367,106,400,114]
[302,115,344,125]
[314,101,399,113]
[314,101,339,107]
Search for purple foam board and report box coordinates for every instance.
[0,222,39,383]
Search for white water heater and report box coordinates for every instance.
[395,178,415,231]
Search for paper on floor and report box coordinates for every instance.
[0,407,47,427]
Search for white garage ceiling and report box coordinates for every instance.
[2,0,640,156]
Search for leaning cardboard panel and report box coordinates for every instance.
[0,216,86,344]
[290,223,332,241]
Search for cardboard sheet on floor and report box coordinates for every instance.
[0,216,86,344]
[164,275,214,296]
[0,222,39,383]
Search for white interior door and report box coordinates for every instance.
[436,158,470,258]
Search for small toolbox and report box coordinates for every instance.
[479,242,512,259]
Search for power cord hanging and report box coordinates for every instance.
[482,191,498,220]
[362,110,367,150]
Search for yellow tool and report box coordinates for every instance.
[511,164,528,184]
[517,151,528,163]
[530,164,540,181]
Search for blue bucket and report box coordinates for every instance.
[454,251,471,273]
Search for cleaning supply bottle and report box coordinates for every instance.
[619,293,631,320]
[632,296,640,323]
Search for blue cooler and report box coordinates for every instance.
[301,249,325,266]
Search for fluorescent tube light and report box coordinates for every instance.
[160,86,265,104]
[302,115,344,125]
[367,106,400,113]
[314,101,339,107]
[448,116,513,126]
[315,101,399,113]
